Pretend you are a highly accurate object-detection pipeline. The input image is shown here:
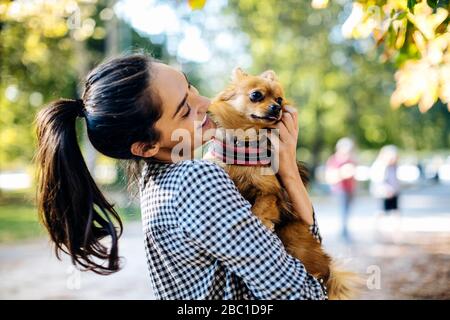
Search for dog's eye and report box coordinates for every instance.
[276,97,283,105]
[249,91,264,102]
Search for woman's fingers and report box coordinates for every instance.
[274,105,300,146]
[285,112,295,130]
[284,105,298,133]
[280,112,295,135]
[284,105,297,117]
[275,118,290,142]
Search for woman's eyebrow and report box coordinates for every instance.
[183,72,192,89]
[172,73,191,118]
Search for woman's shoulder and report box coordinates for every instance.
[181,159,224,171]
[140,160,231,225]
[141,159,229,184]
[175,159,232,185]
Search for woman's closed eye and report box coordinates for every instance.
[182,103,191,118]
[181,84,197,119]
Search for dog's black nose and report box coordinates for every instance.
[267,104,282,116]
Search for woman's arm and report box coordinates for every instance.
[281,172,314,225]
[280,170,323,243]
[175,160,326,300]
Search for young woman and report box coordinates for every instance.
[36,53,326,300]
[370,145,401,215]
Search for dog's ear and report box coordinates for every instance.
[217,87,236,101]
[232,67,248,82]
[260,70,277,82]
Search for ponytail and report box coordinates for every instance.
[35,99,123,275]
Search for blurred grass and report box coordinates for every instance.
[0,203,44,243]
[0,198,141,244]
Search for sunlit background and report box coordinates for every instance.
[0,0,449,299]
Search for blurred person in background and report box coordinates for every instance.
[325,137,357,242]
[370,145,401,216]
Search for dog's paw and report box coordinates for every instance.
[261,220,275,232]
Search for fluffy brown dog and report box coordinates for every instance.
[204,67,358,299]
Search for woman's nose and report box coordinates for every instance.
[198,95,211,112]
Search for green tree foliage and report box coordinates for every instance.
[0,0,448,171]
[0,0,163,169]
[224,0,449,164]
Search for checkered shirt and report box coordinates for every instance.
[139,159,326,300]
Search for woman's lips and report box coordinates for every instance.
[199,114,209,128]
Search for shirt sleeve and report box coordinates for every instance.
[175,160,326,300]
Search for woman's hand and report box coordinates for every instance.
[272,105,314,225]
[274,105,300,181]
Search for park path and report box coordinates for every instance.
[0,222,154,299]
[1,183,449,299]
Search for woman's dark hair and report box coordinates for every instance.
[35,53,162,274]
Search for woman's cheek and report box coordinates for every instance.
[188,114,198,133]
[176,119,195,142]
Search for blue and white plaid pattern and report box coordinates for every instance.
[139,159,326,300]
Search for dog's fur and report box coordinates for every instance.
[205,68,359,299]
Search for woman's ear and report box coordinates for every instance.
[130,141,160,158]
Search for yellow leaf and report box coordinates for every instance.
[311,0,329,10]
[393,18,407,49]
[188,0,206,10]
[407,3,448,40]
